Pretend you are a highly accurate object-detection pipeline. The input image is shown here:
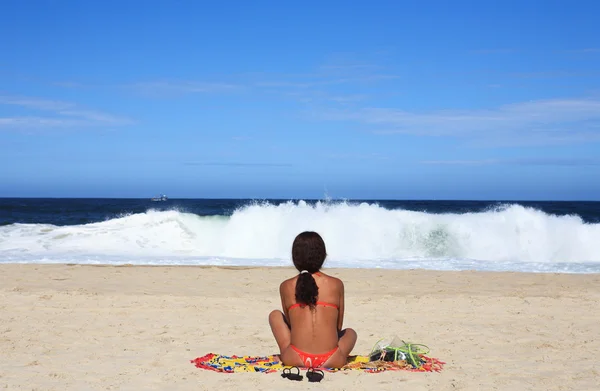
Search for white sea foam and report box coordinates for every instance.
[1,201,599,273]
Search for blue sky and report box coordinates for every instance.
[1,0,600,200]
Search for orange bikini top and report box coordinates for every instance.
[288,271,339,311]
[288,301,339,311]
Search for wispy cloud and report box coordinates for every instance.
[254,74,398,90]
[421,158,600,166]
[470,48,517,54]
[318,63,383,72]
[41,58,396,106]
[51,81,91,89]
[323,152,389,161]
[327,94,369,103]
[278,90,370,105]
[565,48,600,53]
[0,96,133,130]
[509,71,600,79]
[184,161,292,167]
[0,117,85,127]
[251,60,399,105]
[421,159,497,166]
[472,48,600,55]
[128,80,241,97]
[231,136,251,141]
[254,68,393,106]
[316,98,600,146]
[1,97,71,112]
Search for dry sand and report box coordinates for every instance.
[1,264,599,390]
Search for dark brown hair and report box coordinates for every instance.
[292,231,327,309]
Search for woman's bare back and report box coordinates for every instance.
[280,272,344,353]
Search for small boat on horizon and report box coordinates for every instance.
[150,194,168,202]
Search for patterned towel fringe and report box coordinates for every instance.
[326,355,445,373]
[190,353,445,374]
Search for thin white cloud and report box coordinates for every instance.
[472,48,600,55]
[470,48,516,54]
[0,96,133,130]
[277,90,369,105]
[57,110,130,125]
[128,81,241,97]
[510,71,600,79]
[184,161,292,167]
[327,94,369,103]
[421,158,600,166]
[421,159,497,165]
[255,74,398,89]
[318,64,383,72]
[255,80,315,89]
[51,81,90,88]
[45,58,397,105]
[566,48,600,53]
[324,152,389,161]
[0,117,85,127]
[316,98,600,145]
[253,59,399,93]
[0,97,71,111]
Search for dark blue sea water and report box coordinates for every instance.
[2,198,600,226]
[1,198,599,273]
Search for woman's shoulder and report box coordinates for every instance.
[279,275,297,293]
[318,271,344,285]
[279,273,343,288]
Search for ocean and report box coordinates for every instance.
[1,198,599,273]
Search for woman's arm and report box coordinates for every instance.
[279,281,290,321]
[337,280,345,332]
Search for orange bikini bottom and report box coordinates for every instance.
[289,345,339,368]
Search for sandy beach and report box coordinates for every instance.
[0,264,598,390]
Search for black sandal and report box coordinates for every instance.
[306,368,325,383]
[281,367,303,381]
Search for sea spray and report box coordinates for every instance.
[0,201,599,272]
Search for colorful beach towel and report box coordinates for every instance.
[190,353,445,374]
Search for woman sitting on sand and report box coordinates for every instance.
[269,231,357,369]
